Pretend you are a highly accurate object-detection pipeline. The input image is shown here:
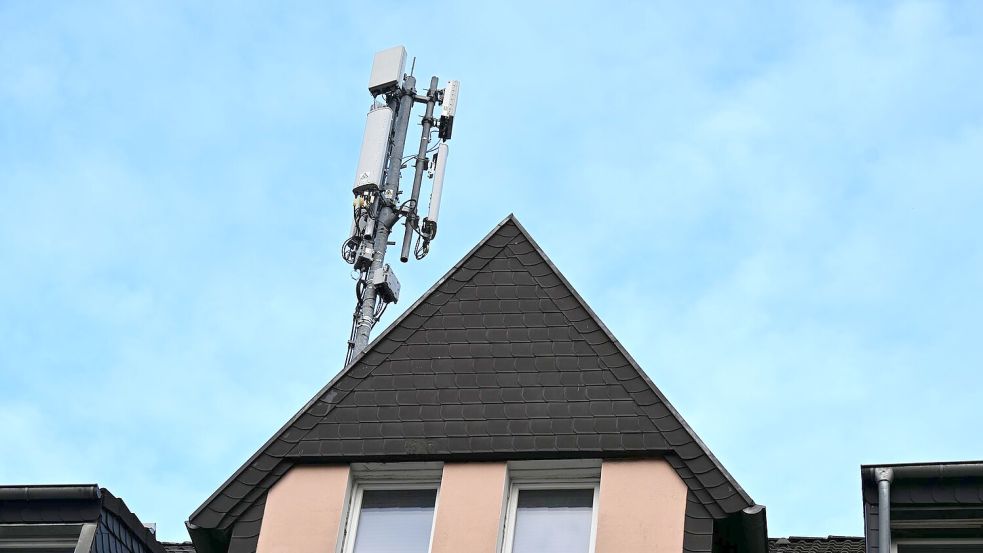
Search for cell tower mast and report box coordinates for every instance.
[341,46,459,365]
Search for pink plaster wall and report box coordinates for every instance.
[430,462,508,553]
[255,465,351,553]
[594,459,688,553]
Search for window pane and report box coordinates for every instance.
[351,489,436,553]
[511,488,594,553]
[0,523,82,553]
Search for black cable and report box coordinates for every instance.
[398,199,418,214]
[414,232,430,260]
[346,270,371,366]
[355,273,367,302]
[374,301,388,322]
[345,309,357,366]
[341,237,359,264]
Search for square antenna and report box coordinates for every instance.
[368,46,407,95]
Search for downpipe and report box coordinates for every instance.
[874,467,893,553]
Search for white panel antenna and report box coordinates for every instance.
[352,106,393,193]
[425,142,449,230]
[367,46,407,95]
[438,80,459,140]
[441,80,460,117]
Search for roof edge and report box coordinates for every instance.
[283,448,676,466]
[100,488,168,553]
[0,484,101,501]
[506,215,756,511]
[861,461,983,484]
[860,459,983,469]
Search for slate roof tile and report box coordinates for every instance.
[768,537,865,553]
[189,214,754,552]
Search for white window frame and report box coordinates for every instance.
[500,460,602,553]
[339,463,442,553]
[0,523,97,553]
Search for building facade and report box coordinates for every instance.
[186,215,767,553]
[3,216,979,553]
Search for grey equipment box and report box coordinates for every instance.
[368,46,407,95]
[372,264,401,304]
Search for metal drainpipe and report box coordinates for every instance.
[874,467,894,553]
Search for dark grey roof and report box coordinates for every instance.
[164,543,197,553]
[188,214,755,553]
[0,485,102,524]
[861,461,983,553]
[769,537,865,553]
[0,485,167,553]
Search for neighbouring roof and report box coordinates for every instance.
[0,485,166,553]
[769,537,866,553]
[188,214,757,553]
[164,543,198,553]
[861,461,983,553]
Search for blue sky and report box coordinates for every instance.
[2,0,982,543]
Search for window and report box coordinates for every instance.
[501,460,601,553]
[0,523,96,553]
[345,486,437,553]
[894,540,983,553]
[341,463,441,553]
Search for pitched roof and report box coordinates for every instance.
[188,214,754,551]
[769,537,866,553]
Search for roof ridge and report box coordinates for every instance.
[348,213,521,370]
[506,216,755,510]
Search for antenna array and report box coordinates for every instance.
[341,46,459,365]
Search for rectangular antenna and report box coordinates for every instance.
[441,80,460,117]
[438,80,459,140]
[368,46,407,95]
[352,106,393,193]
[427,142,449,226]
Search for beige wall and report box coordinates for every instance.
[254,458,687,553]
[256,465,351,553]
[430,462,508,553]
[594,458,688,553]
